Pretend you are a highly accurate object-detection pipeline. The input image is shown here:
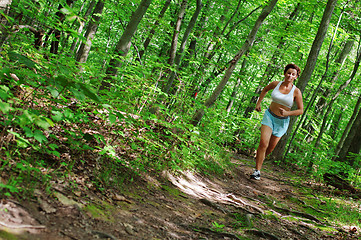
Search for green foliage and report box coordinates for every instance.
[231,213,252,229]
[0,230,18,240]
[300,189,361,230]
[1,0,361,208]
[211,221,225,232]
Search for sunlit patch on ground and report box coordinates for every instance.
[167,170,263,213]
[0,200,45,235]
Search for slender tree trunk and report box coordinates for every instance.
[0,0,14,49]
[337,105,361,165]
[163,0,202,94]
[182,0,212,69]
[243,3,301,118]
[195,4,261,95]
[111,0,152,65]
[315,39,355,114]
[139,0,171,60]
[314,45,361,149]
[102,17,115,69]
[76,0,105,63]
[226,61,247,113]
[50,0,74,54]
[334,94,361,159]
[301,38,354,145]
[191,0,279,126]
[70,0,97,54]
[168,0,188,67]
[100,0,152,89]
[271,0,338,160]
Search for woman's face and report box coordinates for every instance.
[284,68,298,82]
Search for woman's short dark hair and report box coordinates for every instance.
[284,63,301,77]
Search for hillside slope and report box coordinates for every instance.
[0,154,359,240]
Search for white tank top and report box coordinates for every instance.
[271,81,296,108]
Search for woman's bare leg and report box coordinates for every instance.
[255,125,273,170]
[265,134,281,156]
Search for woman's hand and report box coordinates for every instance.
[279,108,289,117]
[255,104,261,112]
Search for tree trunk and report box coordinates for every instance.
[336,102,361,165]
[243,3,301,118]
[316,39,355,115]
[163,0,202,94]
[168,0,188,67]
[191,0,279,126]
[301,37,354,147]
[111,0,152,65]
[101,0,152,89]
[324,173,358,193]
[182,0,212,69]
[334,94,361,159]
[50,0,74,54]
[271,0,338,160]
[138,0,171,60]
[195,4,261,96]
[0,0,14,49]
[226,79,241,113]
[76,0,105,63]
[314,45,361,149]
[70,0,97,54]
[226,55,249,114]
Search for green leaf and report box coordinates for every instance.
[55,75,71,87]
[8,51,36,68]
[51,111,63,122]
[66,15,78,22]
[34,117,52,129]
[48,143,59,150]
[109,113,117,124]
[47,86,59,98]
[102,104,112,109]
[78,83,101,102]
[83,144,93,150]
[60,7,72,15]
[0,183,19,193]
[63,108,74,119]
[0,101,11,113]
[0,86,10,100]
[34,129,47,143]
[18,110,33,126]
[131,142,138,150]
[8,130,30,148]
[22,126,33,138]
[71,88,85,100]
[51,150,60,157]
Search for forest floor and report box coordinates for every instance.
[0,153,360,240]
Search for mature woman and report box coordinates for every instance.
[250,63,304,180]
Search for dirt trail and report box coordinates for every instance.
[0,155,358,240]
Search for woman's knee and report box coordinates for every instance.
[258,140,269,150]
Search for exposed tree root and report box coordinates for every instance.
[323,173,358,194]
[199,198,229,214]
[272,205,322,223]
[0,221,45,229]
[226,194,264,214]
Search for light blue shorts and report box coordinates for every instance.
[261,109,290,137]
